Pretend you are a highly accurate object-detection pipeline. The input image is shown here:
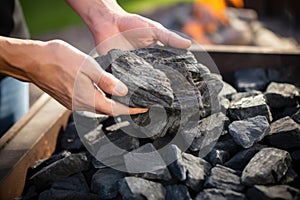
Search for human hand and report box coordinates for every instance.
[0,37,148,115]
[65,0,191,54]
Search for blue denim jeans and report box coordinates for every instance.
[0,77,29,136]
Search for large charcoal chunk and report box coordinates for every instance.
[182,153,212,192]
[266,116,300,149]
[264,82,299,108]
[165,185,191,200]
[91,168,125,199]
[187,112,229,155]
[38,189,99,200]
[204,165,245,192]
[124,143,172,181]
[224,144,264,170]
[195,188,246,200]
[96,49,174,108]
[119,177,165,200]
[247,185,300,200]
[241,148,292,186]
[228,115,270,148]
[229,94,272,121]
[30,153,90,190]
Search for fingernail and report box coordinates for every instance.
[114,81,128,96]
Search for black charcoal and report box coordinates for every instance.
[91,168,125,199]
[38,189,99,200]
[165,185,191,200]
[204,165,244,192]
[246,185,300,200]
[228,115,270,148]
[51,173,89,192]
[241,148,292,186]
[266,116,300,149]
[265,82,299,108]
[119,176,165,200]
[229,94,272,121]
[195,188,246,200]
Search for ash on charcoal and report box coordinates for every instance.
[165,184,192,200]
[195,188,246,200]
[187,112,229,155]
[228,94,272,121]
[246,185,300,200]
[264,82,299,109]
[124,143,172,181]
[224,144,264,171]
[91,168,126,199]
[266,116,300,149]
[119,176,165,200]
[204,164,245,192]
[234,68,280,92]
[241,148,292,186]
[228,115,270,148]
[38,188,99,200]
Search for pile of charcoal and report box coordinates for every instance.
[19,46,300,200]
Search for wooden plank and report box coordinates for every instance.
[0,94,71,200]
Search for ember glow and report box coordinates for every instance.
[182,0,244,44]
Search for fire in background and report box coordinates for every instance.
[182,0,244,44]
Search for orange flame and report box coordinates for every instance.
[182,0,244,44]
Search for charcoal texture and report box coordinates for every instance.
[195,188,246,200]
[241,148,292,186]
[246,185,300,200]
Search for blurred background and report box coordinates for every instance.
[19,0,300,104]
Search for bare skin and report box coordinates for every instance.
[0,0,191,116]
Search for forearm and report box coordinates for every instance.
[0,36,47,81]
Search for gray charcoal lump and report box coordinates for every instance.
[241,148,292,186]
[228,115,270,148]
[266,116,300,149]
[264,82,299,108]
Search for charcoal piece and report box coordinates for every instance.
[246,185,300,200]
[204,165,245,192]
[96,49,174,108]
[224,144,264,171]
[228,115,270,148]
[228,94,272,121]
[91,168,126,199]
[60,122,83,151]
[165,185,191,200]
[241,148,292,186]
[234,68,275,92]
[264,82,299,108]
[51,173,89,192]
[182,153,212,192]
[38,188,99,200]
[266,116,300,149]
[188,112,229,156]
[219,81,237,98]
[119,177,165,200]
[292,109,300,124]
[22,186,38,200]
[207,148,231,166]
[163,145,186,181]
[124,143,172,181]
[291,150,300,174]
[195,188,246,200]
[30,152,90,190]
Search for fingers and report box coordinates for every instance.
[154,27,192,49]
[94,89,148,116]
